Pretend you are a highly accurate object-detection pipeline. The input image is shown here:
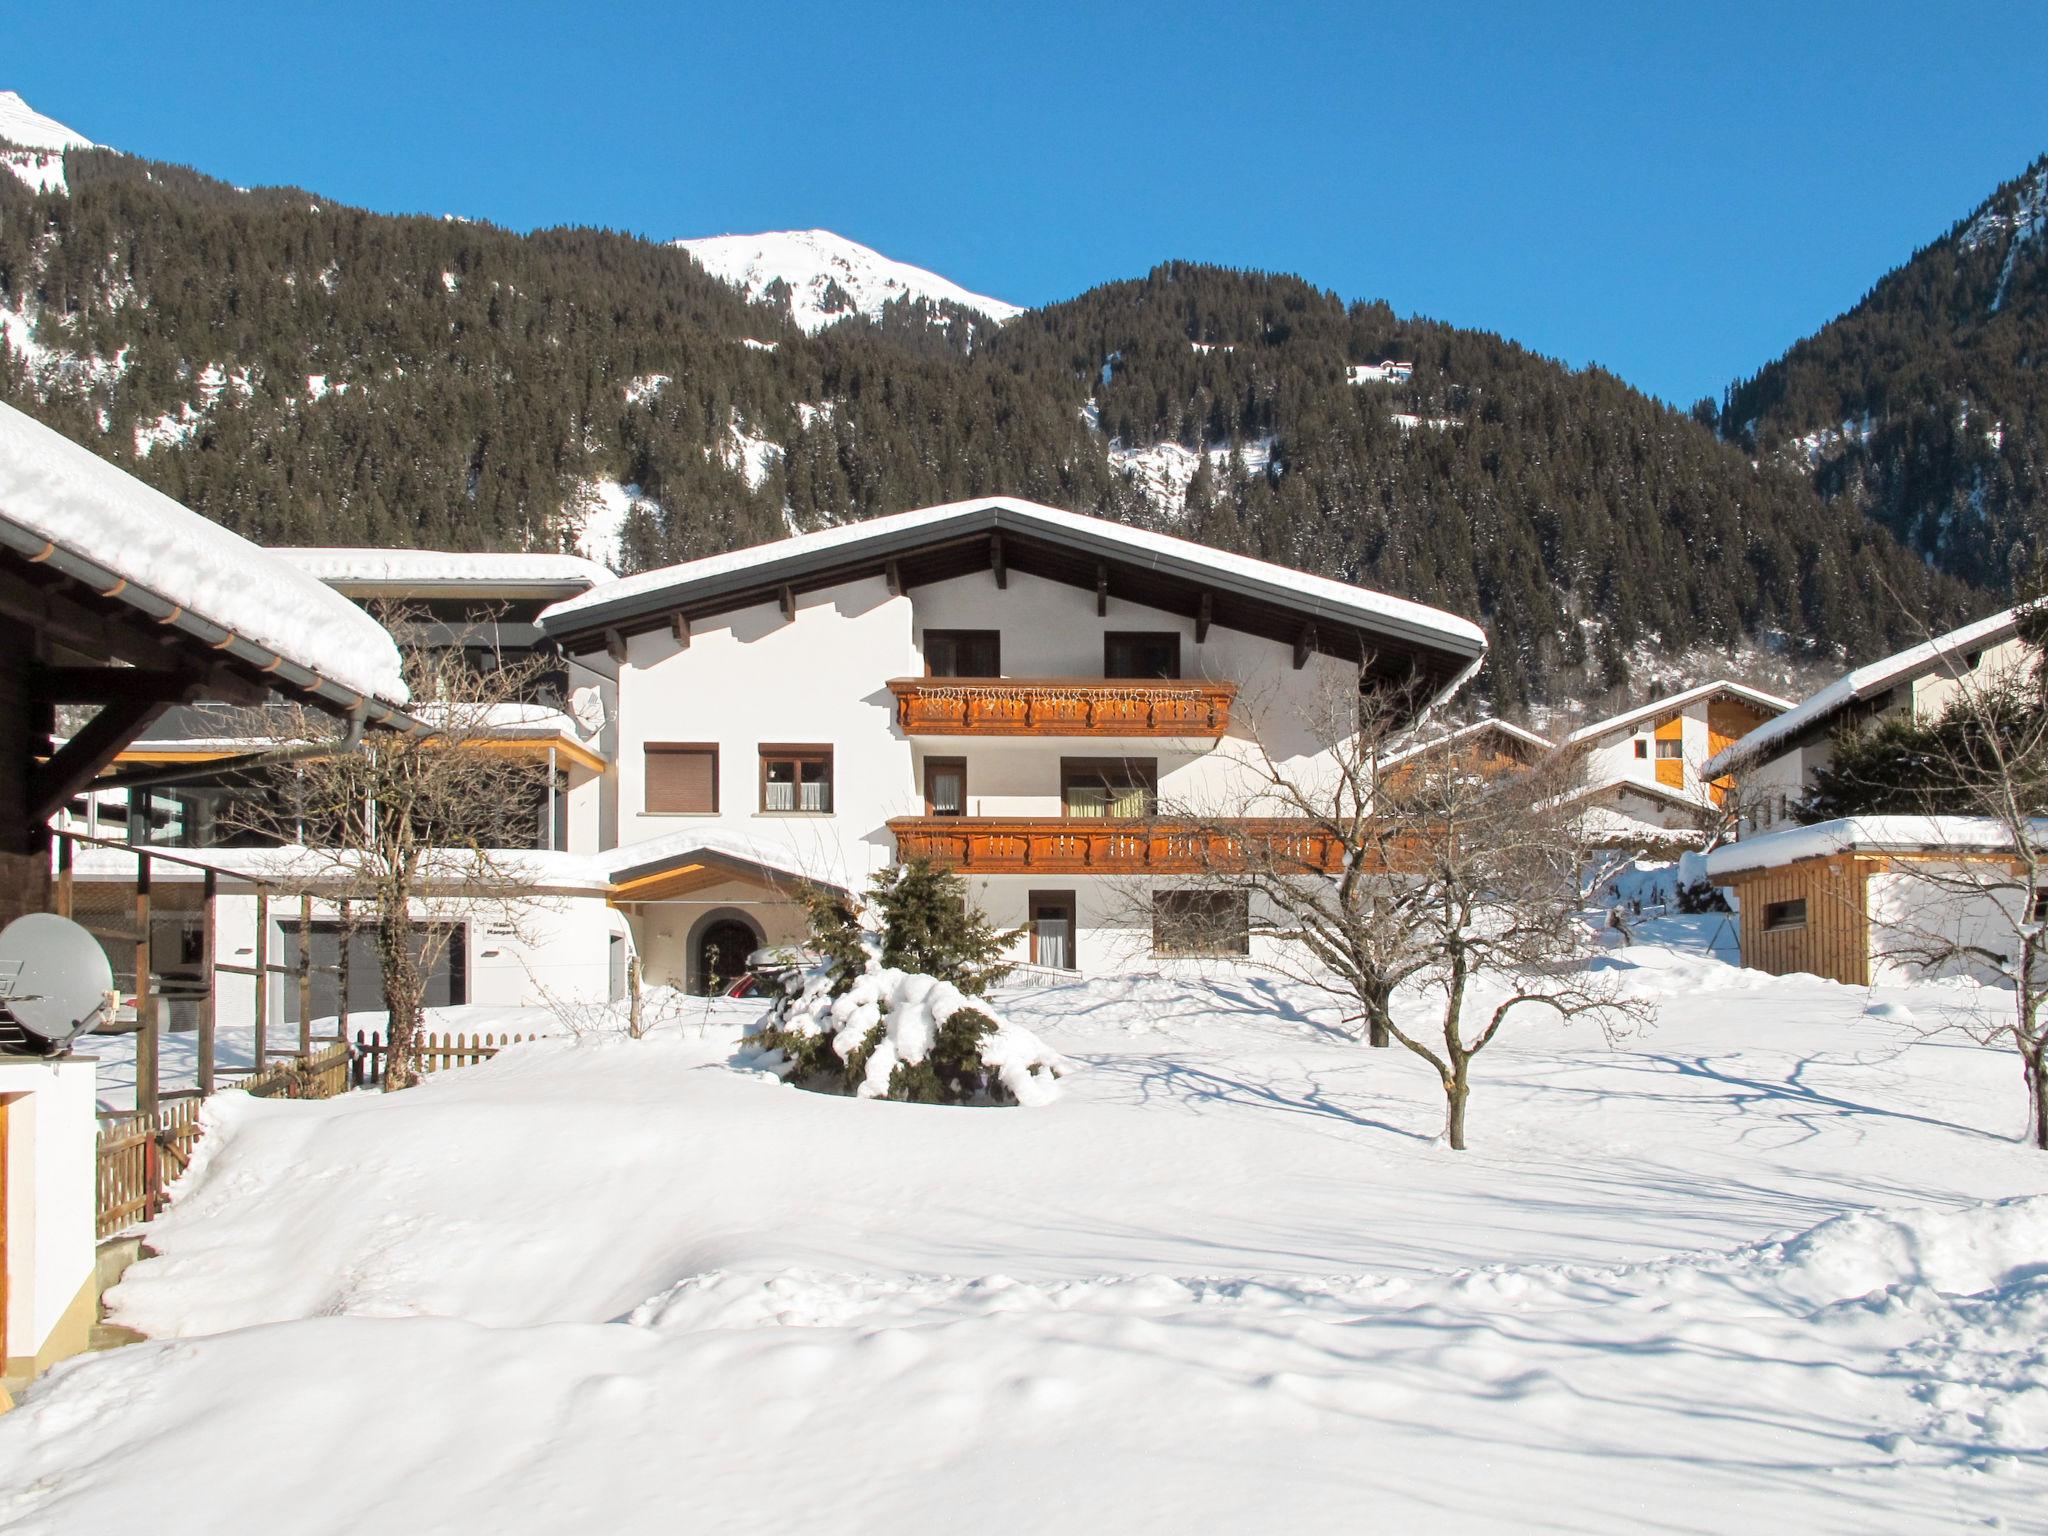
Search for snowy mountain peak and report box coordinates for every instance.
[674,228,1023,335]
[0,91,97,152]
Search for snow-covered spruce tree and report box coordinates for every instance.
[752,861,1064,1105]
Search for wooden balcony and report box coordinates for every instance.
[886,678,1237,738]
[888,816,1347,875]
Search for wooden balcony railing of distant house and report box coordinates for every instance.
[887,816,1349,875]
[886,678,1238,738]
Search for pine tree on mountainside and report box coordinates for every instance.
[0,139,1993,706]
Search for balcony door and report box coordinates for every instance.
[1062,757,1158,819]
[925,629,1001,678]
[1029,890,1077,970]
[1105,632,1180,679]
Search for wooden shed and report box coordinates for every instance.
[1704,817,2032,988]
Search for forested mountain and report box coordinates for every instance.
[0,123,1981,708]
[1718,155,2046,591]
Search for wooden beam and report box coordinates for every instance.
[604,628,627,664]
[1196,592,1213,644]
[28,694,173,822]
[990,534,1007,590]
[885,559,903,597]
[1294,624,1317,671]
[33,665,214,706]
[779,584,796,623]
[669,611,690,650]
[1096,562,1108,617]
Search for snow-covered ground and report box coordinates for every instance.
[5,919,2046,1531]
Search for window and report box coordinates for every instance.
[1062,757,1157,818]
[761,745,833,813]
[1105,631,1180,679]
[2031,889,2048,924]
[645,744,717,814]
[924,629,1001,677]
[1763,898,1807,932]
[924,757,967,817]
[1655,738,1684,760]
[1633,740,1648,759]
[1153,890,1250,957]
[1030,891,1077,970]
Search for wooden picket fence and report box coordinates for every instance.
[95,1032,531,1239]
[351,1029,533,1088]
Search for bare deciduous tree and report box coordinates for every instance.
[232,623,559,1089]
[1852,654,2048,1149]
[1153,670,1647,1149]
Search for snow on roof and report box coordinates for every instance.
[0,91,96,152]
[1380,716,1553,770]
[1702,608,2029,780]
[1565,679,1794,747]
[273,548,617,592]
[0,403,409,705]
[539,496,1488,653]
[599,826,847,891]
[1704,815,2048,880]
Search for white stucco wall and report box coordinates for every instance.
[1867,864,2028,987]
[0,1056,97,1368]
[605,567,1363,914]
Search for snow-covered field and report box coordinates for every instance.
[5,919,2046,1531]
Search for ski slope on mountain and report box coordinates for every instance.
[0,90,95,194]
[675,228,1023,333]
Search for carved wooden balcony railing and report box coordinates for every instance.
[887,816,1348,875]
[886,678,1237,738]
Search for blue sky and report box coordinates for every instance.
[9,2,2045,403]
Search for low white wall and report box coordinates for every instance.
[1867,865,2027,986]
[0,1056,97,1370]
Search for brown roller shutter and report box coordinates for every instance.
[646,745,717,813]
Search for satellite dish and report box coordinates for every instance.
[0,913,114,1054]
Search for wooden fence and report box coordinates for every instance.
[93,1030,531,1241]
[351,1029,534,1088]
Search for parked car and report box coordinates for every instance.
[723,946,813,999]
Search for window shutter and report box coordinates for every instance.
[646,746,716,813]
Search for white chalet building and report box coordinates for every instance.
[538,498,1487,987]
[1561,680,1792,846]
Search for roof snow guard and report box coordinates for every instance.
[0,402,416,724]
[539,498,1487,697]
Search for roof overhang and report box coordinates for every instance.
[538,499,1487,700]
[608,845,847,903]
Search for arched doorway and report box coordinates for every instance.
[690,910,763,995]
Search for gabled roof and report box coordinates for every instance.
[273,548,616,599]
[1557,774,1718,820]
[1701,607,2030,779]
[1380,717,1553,771]
[537,497,1486,697]
[1564,679,1794,747]
[0,402,411,714]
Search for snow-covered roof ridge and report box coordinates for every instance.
[1565,678,1795,747]
[1702,607,2029,780]
[1704,814,2048,879]
[273,547,617,591]
[0,402,409,706]
[674,228,1023,335]
[1380,716,1553,770]
[537,496,1488,653]
[0,91,97,152]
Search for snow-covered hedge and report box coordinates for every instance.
[754,943,1071,1107]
